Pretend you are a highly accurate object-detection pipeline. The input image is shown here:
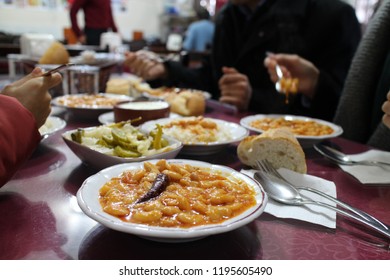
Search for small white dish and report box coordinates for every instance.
[240,114,343,148]
[140,117,249,155]
[76,159,267,242]
[62,126,182,170]
[39,116,66,138]
[50,106,66,116]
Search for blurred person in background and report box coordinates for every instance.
[182,7,215,52]
[70,0,119,46]
[0,68,62,187]
[264,0,390,151]
[124,0,361,121]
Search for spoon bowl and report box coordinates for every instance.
[254,171,302,204]
[275,64,284,93]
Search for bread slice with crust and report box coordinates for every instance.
[237,128,307,173]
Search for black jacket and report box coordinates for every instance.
[334,0,390,150]
[162,0,361,121]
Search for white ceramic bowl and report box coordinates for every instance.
[140,117,249,155]
[62,127,182,170]
[52,93,133,119]
[113,100,170,125]
[240,114,343,148]
[76,159,268,242]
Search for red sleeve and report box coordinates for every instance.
[108,5,118,33]
[0,95,41,187]
[70,0,86,37]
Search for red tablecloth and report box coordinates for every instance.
[1,101,389,260]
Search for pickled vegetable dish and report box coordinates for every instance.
[99,160,257,227]
[70,122,175,158]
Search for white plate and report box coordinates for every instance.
[62,127,183,170]
[240,114,343,148]
[76,159,267,242]
[98,111,182,125]
[50,106,66,116]
[39,116,66,138]
[140,117,249,155]
[52,93,133,119]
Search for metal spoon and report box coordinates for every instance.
[314,142,390,168]
[254,171,390,238]
[42,63,75,76]
[275,64,284,93]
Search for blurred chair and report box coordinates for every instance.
[100,32,122,53]
[20,33,55,59]
[166,33,183,51]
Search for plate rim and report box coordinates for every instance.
[39,116,67,137]
[76,159,267,240]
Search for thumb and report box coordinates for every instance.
[41,72,62,90]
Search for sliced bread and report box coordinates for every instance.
[237,128,307,173]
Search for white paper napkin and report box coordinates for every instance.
[242,168,337,228]
[339,150,390,184]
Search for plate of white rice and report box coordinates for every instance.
[140,116,249,155]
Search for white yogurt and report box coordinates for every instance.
[118,101,169,110]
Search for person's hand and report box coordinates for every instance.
[124,50,167,81]
[218,67,252,111]
[264,53,319,99]
[78,35,86,45]
[382,91,390,129]
[1,67,62,127]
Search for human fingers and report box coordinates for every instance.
[382,98,390,115]
[10,67,43,87]
[219,95,249,111]
[43,72,62,87]
[383,113,390,129]
[263,57,279,82]
[35,95,52,128]
[219,74,252,111]
[124,52,138,68]
[221,66,238,74]
[132,53,166,80]
[219,71,248,88]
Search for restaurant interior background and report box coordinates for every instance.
[0,0,382,76]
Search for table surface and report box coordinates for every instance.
[1,101,390,260]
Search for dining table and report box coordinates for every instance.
[1,99,390,260]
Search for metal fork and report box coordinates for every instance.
[255,159,390,231]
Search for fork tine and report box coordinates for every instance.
[255,159,268,172]
[255,159,283,180]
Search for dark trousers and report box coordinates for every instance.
[84,27,108,46]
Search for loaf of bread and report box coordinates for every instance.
[237,128,307,173]
[39,41,70,65]
[165,91,206,116]
[106,78,131,95]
